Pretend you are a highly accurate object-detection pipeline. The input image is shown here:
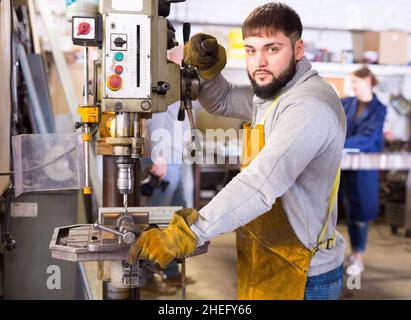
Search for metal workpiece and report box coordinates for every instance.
[98,206,177,226]
[116,213,134,227]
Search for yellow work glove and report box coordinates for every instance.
[183,33,227,80]
[127,208,199,268]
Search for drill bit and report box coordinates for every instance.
[123,194,128,213]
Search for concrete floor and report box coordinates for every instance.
[339,223,411,300]
[85,222,411,300]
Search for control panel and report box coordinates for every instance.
[103,14,151,100]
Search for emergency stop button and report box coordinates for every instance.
[107,74,123,91]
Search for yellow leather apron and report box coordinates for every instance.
[236,97,340,300]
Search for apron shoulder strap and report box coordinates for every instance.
[311,167,341,256]
[257,96,280,126]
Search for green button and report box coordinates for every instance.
[115,52,124,61]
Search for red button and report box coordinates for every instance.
[114,65,124,75]
[107,74,123,91]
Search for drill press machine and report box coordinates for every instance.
[50,0,206,299]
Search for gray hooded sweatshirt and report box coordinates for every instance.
[190,57,347,277]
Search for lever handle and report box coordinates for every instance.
[92,222,136,245]
[183,22,191,44]
[178,101,186,121]
[183,97,201,155]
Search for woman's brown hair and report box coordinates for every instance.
[352,66,379,87]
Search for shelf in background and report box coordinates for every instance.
[312,62,411,76]
[226,59,411,76]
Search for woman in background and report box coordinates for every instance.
[340,66,387,276]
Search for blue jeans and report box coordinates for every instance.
[304,264,344,300]
[347,220,368,253]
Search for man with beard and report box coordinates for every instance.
[129,2,347,300]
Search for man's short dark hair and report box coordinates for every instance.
[242,2,303,43]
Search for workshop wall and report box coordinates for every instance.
[170,0,411,62]
[170,0,411,31]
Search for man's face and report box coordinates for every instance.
[244,32,298,99]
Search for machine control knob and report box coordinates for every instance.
[114,37,127,48]
[77,22,91,35]
[107,74,123,91]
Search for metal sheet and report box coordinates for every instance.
[4,192,79,299]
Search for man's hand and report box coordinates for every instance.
[150,156,167,181]
[184,33,227,80]
[128,208,199,268]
